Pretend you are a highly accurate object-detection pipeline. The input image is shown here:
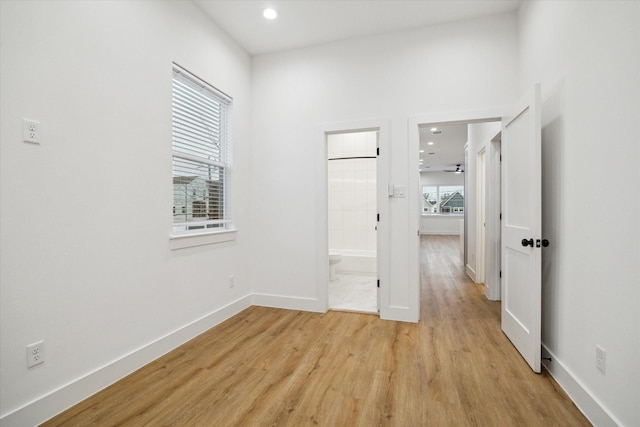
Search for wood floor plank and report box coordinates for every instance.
[42,235,590,426]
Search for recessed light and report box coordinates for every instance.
[427,141,434,146]
[430,127,438,132]
[419,149,424,153]
[263,8,277,19]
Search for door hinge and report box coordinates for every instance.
[377,279,380,288]
[500,213,502,220]
[500,154,502,162]
[377,147,380,156]
[377,213,380,222]
[499,270,502,278]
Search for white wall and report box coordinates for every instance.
[10,2,636,425]
[250,13,518,320]
[465,122,501,281]
[419,216,463,236]
[519,2,640,425]
[0,1,252,424]
[419,172,464,235]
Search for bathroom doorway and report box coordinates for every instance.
[327,130,378,313]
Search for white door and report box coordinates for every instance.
[501,84,542,373]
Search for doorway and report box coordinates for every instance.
[410,87,542,371]
[419,123,467,268]
[409,111,503,322]
[326,130,378,313]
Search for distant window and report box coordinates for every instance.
[422,185,438,213]
[422,185,464,214]
[172,65,232,234]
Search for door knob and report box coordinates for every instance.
[541,239,550,247]
[521,238,534,247]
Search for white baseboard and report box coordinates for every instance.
[484,284,500,301]
[1,289,489,426]
[419,231,460,235]
[465,264,476,282]
[251,293,419,323]
[252,293,325,313]
[541,345,620,427]
[380,306,419,323]
[0,295,253,427]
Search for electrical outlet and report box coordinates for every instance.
[228,274,235,288]
[27,341,45,368]
[23,118,41,144]
[596,345,606,373]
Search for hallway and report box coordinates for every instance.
[43,236,589,426]
[416,235,588,425]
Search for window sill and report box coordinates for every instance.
[169,229,237,250]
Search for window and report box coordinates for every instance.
[172,65,232,235]
[422,185,464,214]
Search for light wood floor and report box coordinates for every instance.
[43,235,590,426]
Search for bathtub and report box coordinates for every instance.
[331,249,377,275]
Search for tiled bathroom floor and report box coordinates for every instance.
[328,273,378,314]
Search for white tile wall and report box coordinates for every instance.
[328,132,377,252]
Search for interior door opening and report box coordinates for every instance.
[417,119,501,301]
[411,85,542,372]
[326,130,378,314]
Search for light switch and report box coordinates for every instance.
[393,185,406,197]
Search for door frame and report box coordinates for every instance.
[485,132,502,300]
[318,119,390,316]
[476,147,487,284]
[408,108,503,321]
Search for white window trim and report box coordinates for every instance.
[169,229,237,250]
[421,213,464,217]
[170,63,235,247]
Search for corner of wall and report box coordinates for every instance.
[0,295,252,427]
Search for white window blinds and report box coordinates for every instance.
[172,66,232,233]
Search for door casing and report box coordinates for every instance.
[319,119,390,318]
[476,147,487,284]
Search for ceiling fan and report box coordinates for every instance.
[444,164,464,174]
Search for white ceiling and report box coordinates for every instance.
[419,123,468,173]
[193,0,517,173]
[194,0,521,56]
